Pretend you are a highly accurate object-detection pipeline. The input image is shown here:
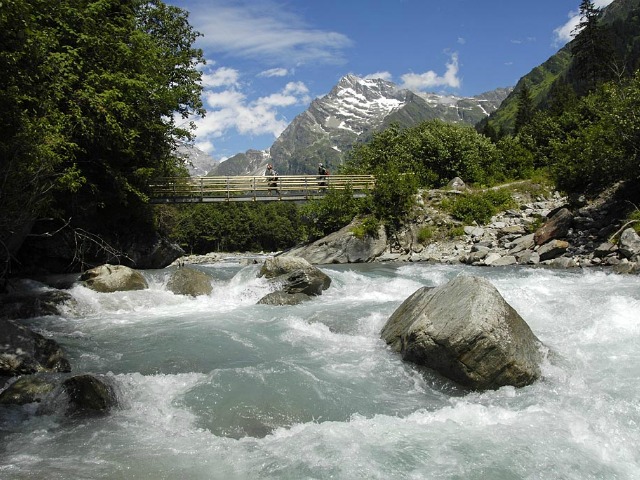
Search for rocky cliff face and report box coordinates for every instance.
[209,75,510,176]
[213,149,271,176]
[175,142,219,176]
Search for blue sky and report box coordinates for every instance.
[167,0,614,160]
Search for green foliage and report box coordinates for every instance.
[165,202,304,254]
[0,0,204,269]
[370,165,419,232]
[442,189,516,225]
[417,226,435,244]
[514,81,535,133]
[629,210,640,234]
[350,216,381,240]
[569,0,614,94]
[299,186,363,241]
[494,136,535,179]
[347,120,502,187]
[549,72,640,193]
[447,226,466,238]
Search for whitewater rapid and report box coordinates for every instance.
[1,262,639,479]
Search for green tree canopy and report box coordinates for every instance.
[1,0,204,277]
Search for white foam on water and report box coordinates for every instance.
[3,264,640,479]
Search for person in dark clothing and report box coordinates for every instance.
[264,163,279,193]
[317,163,329,188]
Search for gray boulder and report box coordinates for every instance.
[381,275,544,390]
[282,218,387,264]
[257,256,331,304]
[80,264,148,293]
[167,267,213,296]
[538,240,569,261]
[0,320,71,376]
[619,228,640,259]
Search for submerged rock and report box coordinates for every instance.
[0,373,118,416]
[80,264,148,293]
[0,374,58,405]
[381,275,545,390]
[63,374,117,415]
[0,289,76,320]
[0,320,71,376]
[257,291,310,306]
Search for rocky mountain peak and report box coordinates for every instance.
[208,74,511,177]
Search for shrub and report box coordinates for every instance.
[443,189,515,225]
[351,216,380,239]
[417,226,434,243]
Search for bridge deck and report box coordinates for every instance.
[149,175,375,203]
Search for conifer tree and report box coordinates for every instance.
[514,81,535,134]
[571,0,613,93]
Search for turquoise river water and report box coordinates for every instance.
[1,260,639,479]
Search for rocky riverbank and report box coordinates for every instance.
[276,180,640,274]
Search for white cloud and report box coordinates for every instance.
[258,68,290,78]
[364,71,393,82]
[189,0,352,66]
[400,53,461,91]
[553,0,615,46]
[191,78,312,153]
[201,66,240,88]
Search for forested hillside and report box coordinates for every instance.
[481,0,640,135]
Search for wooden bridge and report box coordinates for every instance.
[149,175,376,203]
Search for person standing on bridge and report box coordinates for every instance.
[317,163,329,188]
[264,163,279,194]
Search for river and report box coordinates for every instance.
[1,260,639,479]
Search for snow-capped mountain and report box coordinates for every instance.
[209,74,511,176]
[175,142,219,176]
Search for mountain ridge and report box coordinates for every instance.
[203,75,511,176]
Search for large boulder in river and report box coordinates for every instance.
[282,218,387,264]
[167,267,213,297]
[257,256,331,304]
[80,264,148,293]
[0,319,71,376]
[381,275,544,390]
[62,374,118,415]
[259,256,331,294]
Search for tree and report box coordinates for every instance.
[570,0,613,93]
[514,81,535,133]
[0,0,205,279]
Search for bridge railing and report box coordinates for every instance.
[149,175,376,203]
